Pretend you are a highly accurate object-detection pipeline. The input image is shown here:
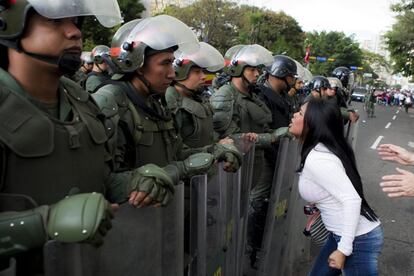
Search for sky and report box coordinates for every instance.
[238,0,397,42]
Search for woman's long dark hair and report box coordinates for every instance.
[298,98,378,221]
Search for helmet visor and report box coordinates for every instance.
[175,42,224,72]
[233,44,273,67]
[127,15,199,54]
[28,0,122,28]
[81,51,93,63]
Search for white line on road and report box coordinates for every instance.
[385,122,391,129]
[392,115,397,120]
[396,110,400,114]
[371,136,384,150]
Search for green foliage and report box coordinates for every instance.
[162,0,305,59]
[385,1,414,77]
[163,1,240,53]
[81,0,145,51]
[305,31,363,76]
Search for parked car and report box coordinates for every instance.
[351,87,368,102]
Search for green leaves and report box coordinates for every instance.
[81,0,145,51]
[385,1,414,78]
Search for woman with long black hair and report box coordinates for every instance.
[289,98,383,275]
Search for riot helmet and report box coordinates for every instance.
[0,0,122,74]
[327,77,343,90]
[331,66,354,90]
[110,15,199,74]
[174,42,224,81]
[225,44,273,77]
[81,51,93,65]
[309,76,331,95]
[92,45,110,64]
[267,55,297,78]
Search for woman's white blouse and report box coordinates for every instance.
[298,143,380,256]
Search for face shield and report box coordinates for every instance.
[27,0,122,27]
[127,15,199,55]
[175,42,224,72]
[81,51,93,64]
[232,44,273,67]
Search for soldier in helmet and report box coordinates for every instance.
[93,16,241,192]
[165,42,225,148]
[209,45,293,267]
[70,51,94,87]
[308,76,359,122]
[0,1,195,275]
[85,45,112,93]
[331,66,355,103]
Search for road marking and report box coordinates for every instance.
[385,122,391,129]
[392,115,397,120]
[371,136,384,150]
[396,110,400,114]
[408,142,414,148]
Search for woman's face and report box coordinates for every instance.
[289,103,307,138]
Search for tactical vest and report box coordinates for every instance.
[166,87,215,148]
[0,78,107,205]
[229,84,272,134]
[95,82,179,168]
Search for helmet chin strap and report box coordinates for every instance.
[135,72,163,96]
[23,50,82,76]
[175,82,202,96]
[241,73,259,94]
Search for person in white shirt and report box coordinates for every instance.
[289,98,382,275]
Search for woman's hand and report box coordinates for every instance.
[328,250,346,269]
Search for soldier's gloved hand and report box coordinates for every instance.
[270,127,294,143]
[0,193,113,257]
[45,193,114,247]
[212,143,243,173]
[128,164,175,208]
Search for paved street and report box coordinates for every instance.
[350,101,414,275]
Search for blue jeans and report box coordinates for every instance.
[309,225,383,276]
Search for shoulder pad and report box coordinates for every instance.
[0,87,54,157]
[181,97,207,118]
[60,77,89,103]
[210,85,234,111]
[93,84,129,117]
[165,87,181,112]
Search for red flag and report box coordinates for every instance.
[304,46,311,64]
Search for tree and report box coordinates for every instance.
[304,31,363,76]
[163,0,239,53]
[82,0,146,50]
[384,0,414,78]
[162,0,305,58]
[236,6,305,60]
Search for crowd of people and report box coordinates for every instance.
[0,1,412,275]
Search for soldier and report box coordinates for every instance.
[0,2,195,275]
[328,76,348,109]
[70,51,93,88]
[93,16,241,189]
[209,44,293,267]
[331,66,355,103]
[165,42,225,148]
[308,76,359,122]
[85,45,112,93]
